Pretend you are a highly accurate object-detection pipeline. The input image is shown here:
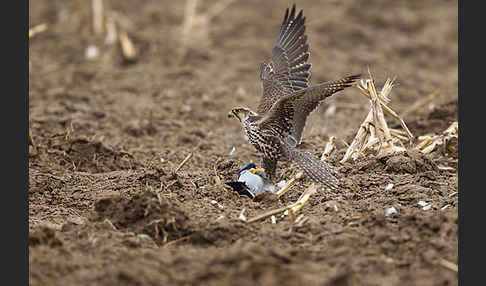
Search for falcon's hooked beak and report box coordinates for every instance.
[227,109,241,121]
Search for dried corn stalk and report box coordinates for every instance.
[76,0,137,61]
[247,185,318,224]
[179,0,235,61]
[29,23,48,38]
[29,23,48,149]
[340,73,414,163]
[415,121,458,157]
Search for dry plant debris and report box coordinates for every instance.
[118,29,137,62]
[29,129,36,149]
[415,121,458,157]
[247,185,317,224]
[179,0,235,61]
[438,258,458,273]
[29,23,48,38]
[174,153,194,174]
[92,0,104,36]
[340,73,414,163]
[29,23,48,149]
[76,0,137,62]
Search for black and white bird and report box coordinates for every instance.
[225,162,276,199]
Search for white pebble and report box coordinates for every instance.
[385,183,394,191]
[210,200,224,209]
[282,210,289,217]
[418,200,432,211]
[229,146,236,156]
[85,45,99,60]
[271,215,276,224]
[418,201,428,207]
[385,207,398,216]
[423,204,432,211]
[137,234,152,240]
[238,209,247,222]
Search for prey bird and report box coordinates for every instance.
[225,162,276,199]
[227,4,361,190]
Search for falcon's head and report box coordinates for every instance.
[227,107,256,122]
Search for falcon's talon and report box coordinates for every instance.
[228,4,360,190]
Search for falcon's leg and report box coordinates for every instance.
[261,156,278,182]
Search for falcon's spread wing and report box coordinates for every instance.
[257,4,311,115]
[258,74,361,145]
[290,74,362,143]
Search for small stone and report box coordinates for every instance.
[238,209,247,222]
[85,45,99,60]
[418,201,428,207]
[385,207,398,217]
[441,205,450,211]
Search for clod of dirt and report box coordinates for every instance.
[124,119,157,137]
[253,191,279,203]
[137,166,167,186]
[340,149,437,175]
[52,136,136,173]
[215,158,243,182]
[394,184,431,196]
[29,226,63,248]
[93,190,191,244]
[189,220,248,247]
[216,159,239,172]
[405,99,458,136]
[428,100,458,122]
[197,243,309,285]
[323,200,342,212]
[383,149,437,174]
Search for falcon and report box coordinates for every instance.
[227,4,360,190]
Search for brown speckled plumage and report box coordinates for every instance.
[228,4,361,190]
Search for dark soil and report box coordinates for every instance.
[29,0,458,285]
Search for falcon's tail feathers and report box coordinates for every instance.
[286,148,339,190]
